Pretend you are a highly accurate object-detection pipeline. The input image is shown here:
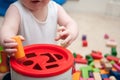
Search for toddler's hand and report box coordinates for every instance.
[55,26,75,47]
[2,36,25,56]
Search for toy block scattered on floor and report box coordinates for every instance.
[101,58,112,71]
[72,71,81,80]
[100,69,109,74]
[111,61,120,72]
[80,66,92,79]
[106,39,117,48]
[106,55,119,63]
[104,34,109,39]
[101,74,109,79]
[93,72,102,80]
[82,40,88,47]
[109,76,117,80]
[91,51,103,59]
[82,34,87,40]
[111,47,117,57]
[94,61,102,69]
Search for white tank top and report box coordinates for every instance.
[12,1,58,46]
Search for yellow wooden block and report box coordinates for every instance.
[72,71,81,80]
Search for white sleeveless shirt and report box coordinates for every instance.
[12,1,58,46]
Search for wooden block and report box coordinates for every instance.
[106,40,117,48]
[12,36,25,59]
[93,72,102,80]
[72,71,81,80]
[94,61,102,69]
[109,76,117,80]
[100,69,109,74]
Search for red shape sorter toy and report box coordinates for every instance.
[10,44,74,80]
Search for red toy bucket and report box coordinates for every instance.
[10,44,74,80]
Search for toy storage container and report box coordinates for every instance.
[10,44,74,80]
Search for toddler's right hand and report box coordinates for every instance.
[2,36,25,56]
[2,38,18,56]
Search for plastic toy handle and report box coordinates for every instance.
[12,36,25,59]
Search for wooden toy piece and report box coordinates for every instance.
[93,72,102,80]
[111,61,120,72]
[89,71,94,78]
[86,55,94,65]
[94,61,102,69]
[111,47,117,57]
[76,53,83,58]
[103,78,110,80]
[93,68,100,72]
[80,66,92,79]
[106,40,117,48]
[101,74,109,79]
[100,69,109,74]
[12,36,25,59]
[0,51,9,73]
[91,51,103,59]
[109,70,120,80]
[82,34,86,40]
[109,76,117,80]
[104,33,109,39]
[75,58,87,64]
[101,58,112,71]
[82,40,88,47]
[106,55,119,63]
[73,52,77,58]
[72,71,81,80]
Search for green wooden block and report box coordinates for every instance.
[80,66,93,78]
[73,52,77,58]
[0,46,3,51]
[111,47,117,56]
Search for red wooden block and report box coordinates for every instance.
[91,52,103,59]
[106,56,119,63]
[103,78,110,80]
[82,40,88,47]
[76,54,83,59]
[75,58,87,64]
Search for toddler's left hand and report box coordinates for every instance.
[55,26,76,47]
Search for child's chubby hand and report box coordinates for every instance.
[55,26,76,47]
[2,35,25,56]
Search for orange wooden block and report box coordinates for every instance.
[100,69,109,74]
[12,36,25,59]
[72,71,81,80]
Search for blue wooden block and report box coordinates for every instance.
[109,70,120,80]
[101,74,109,79]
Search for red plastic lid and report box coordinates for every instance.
[10,44,74,78]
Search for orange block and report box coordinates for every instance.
[12,36,25,59]
[100,69,109,74]
[72,71,81,80]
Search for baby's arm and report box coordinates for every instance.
[0,5,21,54]
[55,4,79,47]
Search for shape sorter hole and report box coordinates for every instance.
[46,64,59,69]
[54,54,63,60]
[23,60,34,66]
[40,53,56,63]
[33,63,42,70]
[26,53,37,58]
